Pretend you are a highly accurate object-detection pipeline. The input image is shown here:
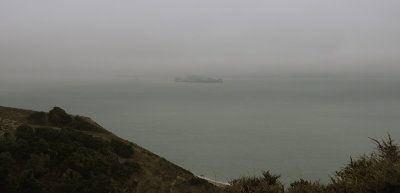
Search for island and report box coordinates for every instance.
[175,75,223,83]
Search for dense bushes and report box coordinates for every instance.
[0,125,139,193]
[27,107,107,133]
[15,125,34,139]
[224,171,284,193]
[222,135,400,193]
[111,139,134,158]
[188,177,208,186]
[72,116,103,132]
[328,135,400,193]
[287,179,325,193]
[27,112,47,125]
[48,107,72,126]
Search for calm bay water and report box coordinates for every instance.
[1,76,400,184]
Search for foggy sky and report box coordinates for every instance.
[1,0,400,81]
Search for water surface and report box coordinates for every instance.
[1,76,399,184]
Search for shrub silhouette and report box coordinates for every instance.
[224,171,284,193]
[329,134,400,193]
[15,125,34,140]
[27,112,47,125]
[111,139,134,158]
[72,116,103,132]
[188,177,208,186]
[223,135,400,193]
[287,179,326,193]
[48,107,72,126]
[0,126,140,193]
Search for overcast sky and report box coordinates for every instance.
[1,0,400,80]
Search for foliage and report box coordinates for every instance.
[224,171,284,193]
[27,112,47,125]
[29,107,107,133]
[223,134,400,193]
[9,106,400,193]
[15,125,34,139]
[0,125,139,193]
[287,179,326,193]
[328,134,400,193]
[48,107,72,126]
[71,115,103,132]
[111,139,134,158]
[188,177,208,186]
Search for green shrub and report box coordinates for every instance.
[124,161,141,173]
[72,116,102,132]
[48,107,72,126]
[224,171,284,193]
[0,125,140,193]
[17,170,44,193]
[223,135,400,193]
[27,112,47,125]
[0,152,16,191]
[188,177,208,186]
[287,179,326,193]
[329,135,400,193]
[111,140,134,158]
[0,152,15,177]
[35,127,59,141]
[15,125,34,140]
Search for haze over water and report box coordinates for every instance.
[1,76,399,183]
[1,0,400,185]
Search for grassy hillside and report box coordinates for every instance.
[0,106,217,193]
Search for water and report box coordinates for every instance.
[1,76,400,184]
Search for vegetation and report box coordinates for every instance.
[224,171,284,193]
[27,112,47,125]
[27,107,107,133]
[0,125,139,193]
[72,115,104,132]
[48,107,72,126]
[2,106,400,193]
[222,135,400,193]
[188,177,209,186]
[328,135,400,193]
[0,106,218,193]
[111,139,134,158]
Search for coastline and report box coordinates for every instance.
[196,175,230,187]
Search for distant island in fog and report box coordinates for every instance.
[175,75,223,83]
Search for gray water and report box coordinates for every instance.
[1,76,400,184]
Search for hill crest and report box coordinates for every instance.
[0,106,217,193]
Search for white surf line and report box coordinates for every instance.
[196,175,230,186]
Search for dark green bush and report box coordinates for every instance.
[71,116,102,132]
[223,135,400,193]
[124,161,141,173]
[0,152,16,192]
[0,126,140,193]
[18,170,44,193]
[15,125,34,140]
[35,127,59,141]
[188,177,208,186]
[111,139,134,158]
[224,171,284,193]
[48,107,72,126]
[329,135,400,193]
[287,179,326,193]
[27,112,47,125]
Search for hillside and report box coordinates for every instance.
[0,106,218,193]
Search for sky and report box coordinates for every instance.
[1,0,400,81]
